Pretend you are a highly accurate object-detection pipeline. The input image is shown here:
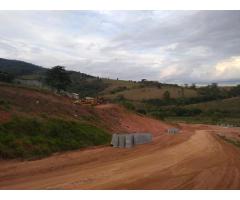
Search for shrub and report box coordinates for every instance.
[149,111,165,120]
[163,91,170,100]
[0,117,111,159]
[136,109,147,115]
[110,86,127,94]
[115,94,125,101]
[0,71,15,83]
[121,101,135,111]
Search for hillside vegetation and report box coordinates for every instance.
[113,84,240,126]
[0,58,45,76]
[1,57,240,127]
[0,117,110,159]
[0,83,113,159]
[144,97,240,126]
[185,96,240,112]
[0,58,198,100]
[103,85,197,101]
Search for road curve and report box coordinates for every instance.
[0,130,240,189]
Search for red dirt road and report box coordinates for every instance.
[1,127,240,189]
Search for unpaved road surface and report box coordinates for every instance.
[1,128,240,189]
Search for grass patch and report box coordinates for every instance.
[0,117,111,159]
[110,86,128,94]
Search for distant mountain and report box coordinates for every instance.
[0,58,95,80]
[0,58,46,77]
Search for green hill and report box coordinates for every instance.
[0,58,199,100]
[0,58,45,76]
[158,97,240,126]
[185,96,240,112]
[1,58,239,127]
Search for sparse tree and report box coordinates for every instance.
[163,90,170,100]
[229,85,240,97]
[181,87,185,97]
[190,83,196,89]
[0,71,14,83]
[45,66,71,92]
[211,83,218,88]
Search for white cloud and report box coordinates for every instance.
[214,56,240,79]
[0,11,240,84]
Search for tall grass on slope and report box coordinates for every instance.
[0,117,111,159]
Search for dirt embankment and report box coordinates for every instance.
[0,84,172,135]
[0,83,91,120]
[0,83,177,136]
[95,104,173,136]
[0,110,11,123]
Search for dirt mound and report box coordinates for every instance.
[0,110,11,123]
[95,104,171,136]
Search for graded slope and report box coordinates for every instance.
[94,104,172,136]
[0,83,172,134]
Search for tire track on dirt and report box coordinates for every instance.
[1,130,240,189]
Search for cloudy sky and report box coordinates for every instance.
[0,11,240,84]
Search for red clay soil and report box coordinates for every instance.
[95,104,172,136]
[0,83,172,134]
[216,127,240,142]
[0,83,91,119]
[0,110,11,123]
[0,83,171,134]
[0,125,240,189]
[1,84,240,189]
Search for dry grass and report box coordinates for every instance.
[103,85,197,100]
[101,79,138,94]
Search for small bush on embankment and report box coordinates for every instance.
[0,117,111,159]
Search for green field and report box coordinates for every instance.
[100,78,198,102]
